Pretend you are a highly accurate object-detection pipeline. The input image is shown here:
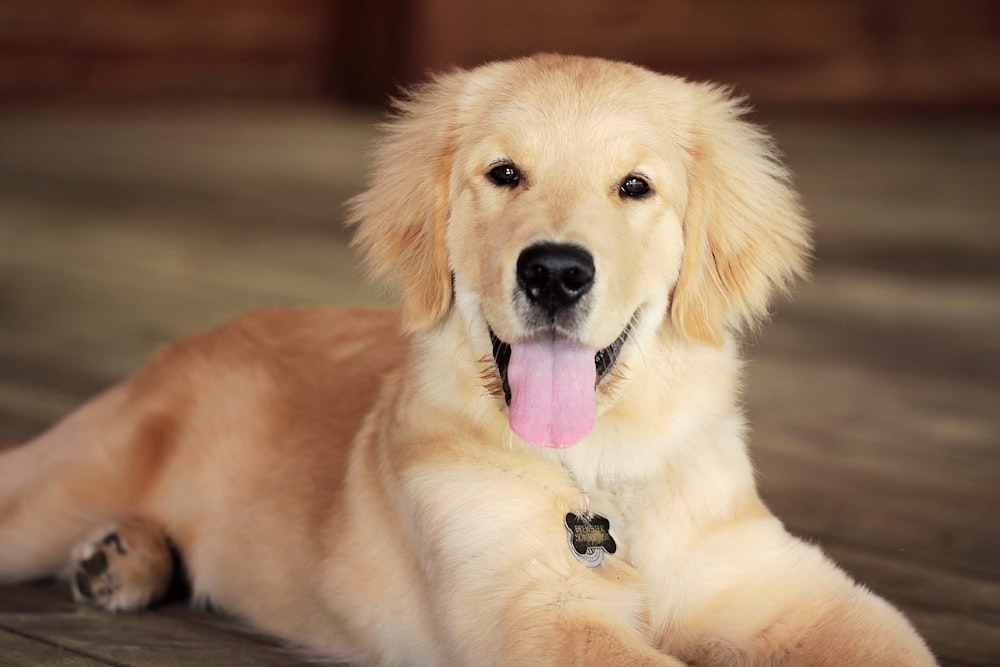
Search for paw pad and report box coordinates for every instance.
[69,519,173,612]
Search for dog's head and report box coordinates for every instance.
[349,54,810,448]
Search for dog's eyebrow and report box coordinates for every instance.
[629,168,655,184]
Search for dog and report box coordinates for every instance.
[0,54,936,666]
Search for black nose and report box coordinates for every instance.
[516,243,595,315]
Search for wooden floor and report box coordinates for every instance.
[0,105,997,666]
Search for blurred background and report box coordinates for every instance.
[0,1,998,666]
[0,0,998,107]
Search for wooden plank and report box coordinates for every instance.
[0,582,322,666]
[0,628,110,667]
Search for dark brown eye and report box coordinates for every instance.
[619,175,651,198]
[487,163,521,187]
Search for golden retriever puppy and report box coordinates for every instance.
[0,54,936,666]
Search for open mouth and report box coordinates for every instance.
[489,324,633,407]
[487,322,633,447]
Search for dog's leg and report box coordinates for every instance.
[786,576,938,667]
[657,517,938,667]
[500,611,688,667]
[399,465,688,667]
[69,516,174,612]
[506,628,687,667]
[0,369,184,587]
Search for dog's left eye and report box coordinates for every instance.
[487,164,521,187]
[619,175,651,198]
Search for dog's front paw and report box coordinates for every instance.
[69,517,173,612]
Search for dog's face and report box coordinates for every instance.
[350,55,810,448]
[446,72,687,349]
[445,70,691,446]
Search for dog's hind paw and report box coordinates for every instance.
[69,517,174,612]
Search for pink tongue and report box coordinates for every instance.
[507,334,597,448]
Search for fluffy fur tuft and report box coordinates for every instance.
[347,76,466,332]
[670,85,812,345]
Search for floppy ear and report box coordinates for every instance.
[347,71,468,333]
[670,84,812,346]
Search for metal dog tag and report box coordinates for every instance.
[565,512,616,567]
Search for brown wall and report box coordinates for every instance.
[1,0,998,108]
[0,0,335,101]
[390,0,1000,108]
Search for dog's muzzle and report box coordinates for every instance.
[484,242,633,447]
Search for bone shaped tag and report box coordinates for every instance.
[565,512,617,567]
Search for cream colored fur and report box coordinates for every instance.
[0,55,936,666]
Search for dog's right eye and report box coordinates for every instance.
[619,175,651,198]
[487,164,521,187]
